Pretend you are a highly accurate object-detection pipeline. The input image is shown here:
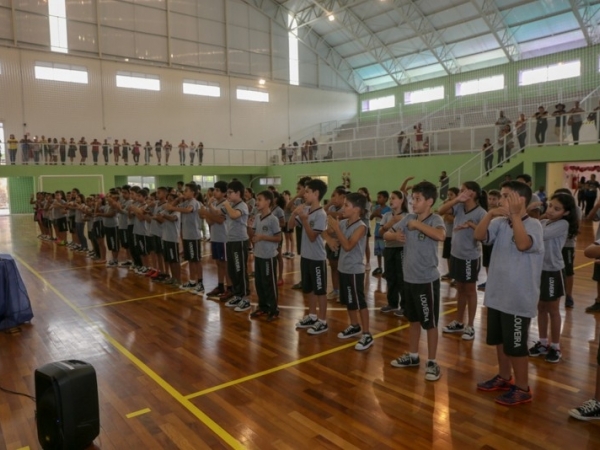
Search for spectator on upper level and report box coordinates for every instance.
[495,111,511,131]
[414,123,424,154]
[591,99,600,144]
[552,103,566,145]
[439,171,449,200]
[567,101,585,145]
[280,143,287,164]
[533,106,549,145]
[311,137,318,161]
[515,113,527,153]
[482,138,494,175]
[397,131,406,155]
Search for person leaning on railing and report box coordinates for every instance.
[567,101,585,145]
[482,138,494,175]
[533,106,549,145]
[590,99,600,144]
[515,113,527,153]
[551,103,566,145]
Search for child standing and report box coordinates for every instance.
[380,190,408,314]
[478,189,500,291]
[439,181,487,341]
[389,182,445,381]
[328,193,372,350]
[370,191,391,276]
[474,181,544,405]
[323,187,347,301]
[248,190,281,321]
[357,187,372,270]
[290,179,329,335]
[529,193,578,363]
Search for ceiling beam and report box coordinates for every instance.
[569,0,600,45]
[469,0,521,62]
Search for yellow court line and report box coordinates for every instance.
[39,264,99,273]
[81,290,190,310]
[185,307,458,400]
[14,254,245,450]
[574,260,596,270]
[15,447,30,450]
[126,408,152,419]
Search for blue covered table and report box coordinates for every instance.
[0,254,33,330]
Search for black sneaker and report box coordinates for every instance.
[390,353,420,368]
[337,324,362,339]
[355,333,374,351]
[266,311,280,322]
[295,315,318,328]
[225,296,243,308]
[565,295,574,308]
[250,309,268,319]
[307,320,328,335]
[569,399,600,421]
[529,341,548,356]
[234,299,251,312]
[586,300,600,313]
[425,361,441,381]
[441,273,451,280]
[380,305,397,313]
[371,267,383,276]
[291,282,303,290]
[442,320,464,333]
[545,347,561,363]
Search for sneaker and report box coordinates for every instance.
[390,353,420,368]
[569,399,600,421]
[380,305,397,313]
[372,267,382,276]
[193,283,205,295]
[286,252,295,258]
[225,296,242,308]
[528,341,548,357]
[307,320,328,335]
[266,311,280,322]
[295,315,318,329]
[119,260,133,267]
[355,333,374,351]
[326,290,339,300]
[206,287,224,299]
[167,278,181,286]
[425,361,441,381]
[585,300,600,313]
[218,291,234,302]
[291,282,303,290]
[337,324,361,339]
[106,260,118,267]
[234,299,251,312]
[462,326,475,340]
[477,374,513,392]
[441,273,451,280]
[545,347,562,363]
[250,309,268,318]
[477,282,486,291]
[442,320,464,333]
[393,308,404,317]
[179,281,197,290]
[494,385,532,406]
[565,295,574,308]
[145,269,158,278]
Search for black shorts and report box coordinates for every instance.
[404,279,440,330]
[183,239,201,262]
[539,270,565,301]
[486,307,531,357]
[163,240,179,263]
[449,256,480,283]
[593,261,600,282]
[43,218,51,230]
[326,244,340,261]
[482,244,493,268]
[68,216,76,233]
[145,234,155,254]
[561,247,574,277]
[442,237,452,259]
[118,228,130,249]
[300,257,327,295]
[134,234,148,256]
[56,217,68,233]
[211,242,226,261]
[339,272,366,310]
[93,221,104,238]
[104,227,119,252]
[153,235,163,255]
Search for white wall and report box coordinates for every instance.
[0,47,357,150]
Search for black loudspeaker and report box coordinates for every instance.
[35,360,100,450]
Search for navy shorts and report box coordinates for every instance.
[211,242,226,261]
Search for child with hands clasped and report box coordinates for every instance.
[248,190,282,321]
[528,193,578,363]
[474,181,544,406]
[327,193,372,350]
[387,182,446,381]
[439,181,487,340]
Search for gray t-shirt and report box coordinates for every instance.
[541,219,568,271]
[295,206,327,261]
[53,200,66,219]
[223,201,248,242]
[483,216,544,317]
[180,199,201,240]
[102,205,118,228]
[381,211,404,248]
[150,201,166,237]
[210,199,227,243]
[393,213,444,283]
[161,211,180,243]
[253,212,281,259]
[338,219,367,274]
[118,199,132,230]
[450,204,486,260]
[133,204,148,235]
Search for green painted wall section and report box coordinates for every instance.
[114,176,127,187]
[359,44,600,122]
[8,177,34,214]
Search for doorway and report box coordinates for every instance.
[0,178,9,215]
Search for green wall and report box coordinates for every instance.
[8,177,34,214]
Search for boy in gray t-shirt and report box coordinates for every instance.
[389,181,445,382]
[474,180,543,406]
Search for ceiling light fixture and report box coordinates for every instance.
[328,14,335,21]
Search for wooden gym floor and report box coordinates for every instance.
[1,215,600,450]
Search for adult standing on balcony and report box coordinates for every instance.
[482,138,494,175]
[515,113,527,153]
[533,106,548,145]
[552,103,566,144]
[567,101,585,145]
[397,131,405,155]
[311,137,318,161]
[591,99,600,144]
[414,123,423,154]
[495,111,511,134]
[280,143,286,164]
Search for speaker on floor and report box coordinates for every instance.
[35,360,100,450]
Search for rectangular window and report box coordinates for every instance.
[183,80,221,97]
[259,177,282,186]
[49,0,68,53]
[288,14,299,86]
[192,175,217,190]
[116,71,160,91]
[456,75,504,96]
[361,95,395,112]
[127,176,156,189]
[34,62,88,84]
[519,60,580,86]
[404,86,444,105]
[237,86,269,103]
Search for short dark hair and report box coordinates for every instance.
[500,180,532,205]
[227,180,245,196]
[412,181,438,202]
[257,190,274,205]
[305,179,328,200]
[488,189,501,198]
[345,192,367,215]
[377,190,389,200]
[157,186,168,193]
[185,183,198,195]
[516,174,532,184]
[214,181,228,193]
[298,176,312,187]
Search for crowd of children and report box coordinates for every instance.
[30,172,600,415]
